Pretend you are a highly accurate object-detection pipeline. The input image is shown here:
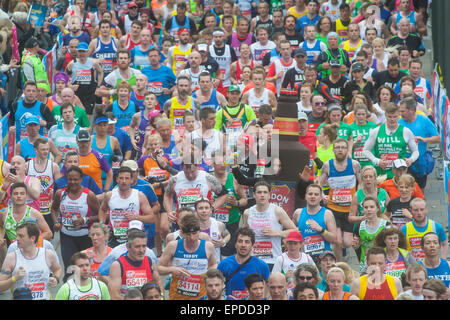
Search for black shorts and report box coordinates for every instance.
[328,208,353,233]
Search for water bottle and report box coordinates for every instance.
[225,189,234,209]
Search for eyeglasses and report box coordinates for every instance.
[298,276,313,281]
[314,102,325,106]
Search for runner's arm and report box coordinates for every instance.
[28,177,41,201]
[136,192,156,224]
[323,209,338,244]
[87,191,100,222]
[98,192,112,224]
[47,249,63,283]
[108,261,124,300]
[0,253,16,292]
[31,208,53,240]
[362,126,381,166]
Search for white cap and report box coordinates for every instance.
[393,159,407,169]
[128,220,144,230]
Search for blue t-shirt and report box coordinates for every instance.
[399,114,438,176]
[112,127,133,156]
[132,178,158,248]
[53,175,102,195]
[217,255,270,297]
[420,258,450,288]
[141,65,176,108]
[296,14,321,33]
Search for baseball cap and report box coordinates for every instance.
[13,287,33,300]
[286,231,303,242]
[298,111,308,121]
[128,1,137,8]
[25,115,40,126]
[128,220,144,230]
[76,129,91,142]
[352,62,364,72]
[320,250,336,260]
[76,42,89,51]
[228,84,241,93]
[122,160,138,171]
[294,48,307,57]
[94,116,109,124]
[393,159,407,169]
[24,37,39,49]
[329,59,341,67]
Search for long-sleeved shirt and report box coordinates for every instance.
[363,124,419,166]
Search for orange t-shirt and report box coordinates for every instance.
[378,179,424,200]
[242,81,277,96]
[141,155,170,196]
[78,149,111,191]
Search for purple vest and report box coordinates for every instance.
[230,32,253,58]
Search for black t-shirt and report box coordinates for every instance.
[386,33,424,55]
[284,31,304,50]
[185,55,220,76]
[386,197,416,228]
[282,67,305,90]
[322,75,348,100]
[373,70,408,91]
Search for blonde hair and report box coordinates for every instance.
[326,267,346,280]
[360,165,378,190]
[335,262,358,285]
[147,133,163,144]
[89,222,110,240]
[398,173,415,188]
[372,37,385,48]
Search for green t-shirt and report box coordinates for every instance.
[214,103,257,132]
[54,278,110,300]
[52,105,91,128]
[316,121,352,140]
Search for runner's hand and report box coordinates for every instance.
[307,219,321,233]
[405,158,413,167]
[168,211,177,223]
[73,218,84,226]
[48,276,58,288]
[172,267,190,278]
[299,165,311,182]
[322,194,329,204]
[352,236,360,249]
[15,267,26,281]
[211,238,224,248]
[53,222,62,232]
[378,159,389,170]
[402,208,412,219]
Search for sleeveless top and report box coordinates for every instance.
[327,158,357,212]
[192,89,220,111]
[15,100,44,142]
[358,219,388,271]
[19,137,38,161]
[405,219,437,263]
[85,246,112,278]
[247,88,270,116]
[112,100,137,131]
[67,277,104,300]
[335,18,351,41]
[171,44,192,73]
[6,176,40,211]
[12,248,50,300]
[71,58,96,95]
[200,217,221,262]
[108,188,141,243]
[118,255,153,296]
[174,170,211,211]
[53,123,80,161]
[323,291,352,300]
[169,238,208,300]
[358,274,398,300]
[343,39,363,59]
[26,158,55,215]
[385,250,407,278]
[247,203,282,265]
[302,40,323,66]
[169,15,191,39]
[213,172,240,225]
[169,96,193,129]
[92,37,117,76]
[209,45,232,86]
[60,187,91,237]
[230,32,253,58]
[422,259,450,288]
[3,206,32,241]
[235,60,254,82]
[125,34,140,51]
[297,206,331,258]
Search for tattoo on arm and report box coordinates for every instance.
[206,174,223,193]
[0,269,11,276]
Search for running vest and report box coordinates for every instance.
[118,255,153,296]
[15,100,44,142]
[302,40,323,66]
[373,124,407,179]
[12,248,51,300]
[137,111,150,152]
[85,246,112,278]
[200,217,221,262]
[396,11,416,30]
[71,58,96,102]
[235,60,254,83]
[172,44,192,74]
[108,188,141,243]
[3,206,32,241]
[385,248,408,278]
[92,135,113,186]
[169,15,190,39]
[132,46,152,70]
[358,219,388,271]
[180,68,201,90]
[59,187,91,237]
[112,100,137,130]
[174,170,211,211]
[423,259,450,288]
[53,123,80,160]
[297,206,331,259]
[350,121,377,167]
[192,89,220,111]
[272,58,296,93]
[169,96,193,129]
[92,37,117,76]
[355,188,387,223]
[405,219,437,263]
[343,39,363,59]
[327,158,357,212]
[122,14,139,34]
[230,33,253,58]
[247,88,270,115]
[335,18,351,41]
[247,203,282,265]
[213,173,239,224]
[6,176,40,211]
[19,137,37,160]
[130,91,145,112]
[322,291,352,300]
[358,274,398,300]
[26,158,55,216]
[221,104,249,149]
[67,277,104,300]
[124,34,140,51]
[169,238,208,300]
[209,45,232,87]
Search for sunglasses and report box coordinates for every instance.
[298,276,313,281]
[314,102,326,106]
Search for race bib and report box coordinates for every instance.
[25,282,45,300]
[381,154,399,168]
[213,206,230,223]
[353,145,365,160]
[125,270,148,288]
[62,211,82,229]
[112,220,129,237]
[75,69,92,83]
[147,81,163,95]
[177,275,202,297]
[304,235,325,254]
[331,188,352,205]
[232,290,248,300]
[252,240,273,260]
[178,188,201,208]
[411,247,425,262]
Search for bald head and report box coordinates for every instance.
[61,88,75,103]
[268,272,287,300]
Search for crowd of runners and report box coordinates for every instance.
[0,0,447,301]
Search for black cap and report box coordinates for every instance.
[329,59,341,67]
[13,287,33,300]
[25,37,39,49]
[294,48,307,57]
[76,129,91,142]
[352,62,364,72]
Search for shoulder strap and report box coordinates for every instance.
[225,256,252,284]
